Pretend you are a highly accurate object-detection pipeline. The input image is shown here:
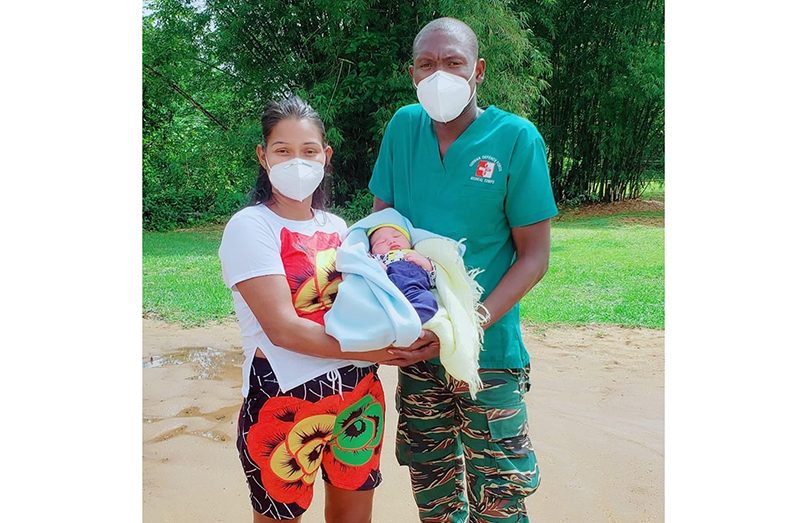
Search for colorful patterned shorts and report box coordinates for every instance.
[237,357,385,520]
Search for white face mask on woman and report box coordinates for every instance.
[414,63,477,123]
[266,156,325,202]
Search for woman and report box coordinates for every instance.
[219,96,437,523]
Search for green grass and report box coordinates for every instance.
[143,204,664,328]
[519,211,663,328]
[143,226,232,325]
[640,180,665,201]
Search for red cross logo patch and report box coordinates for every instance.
[475,160,495,179]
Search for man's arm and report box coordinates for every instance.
[480,219,551,329]
[372,196,392,212]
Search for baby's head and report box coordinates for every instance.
[368,224,412,255]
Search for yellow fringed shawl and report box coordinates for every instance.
[414,237,487,399]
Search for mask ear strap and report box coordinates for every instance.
[262,142,272,171]
[467,61,478,83]
[465,62,478,105]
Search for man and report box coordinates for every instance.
[369,17,558,523]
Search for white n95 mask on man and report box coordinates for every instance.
[267,157,325,201]
[414,64,477,123]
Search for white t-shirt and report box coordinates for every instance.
[218,204,370,396]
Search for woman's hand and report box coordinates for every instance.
[340,329,440,365]
[381,330,440,367]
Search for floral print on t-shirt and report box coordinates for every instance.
[279,228,342,325]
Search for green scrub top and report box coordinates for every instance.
[369,103,558,369]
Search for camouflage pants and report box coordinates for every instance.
[395,361,540,523]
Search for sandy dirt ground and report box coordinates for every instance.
[143,319,663,522]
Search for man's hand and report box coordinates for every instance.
[381,329,440,367]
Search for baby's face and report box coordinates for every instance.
[369,227,411,255]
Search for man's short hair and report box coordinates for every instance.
[413,17,479,64]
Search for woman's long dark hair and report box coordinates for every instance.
[249,95,330,209]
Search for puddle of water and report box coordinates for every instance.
[143,346,241,380]
[146,426,232,444]
[143,404,238,425]
[151,424,187,443]
[198,430,229,442]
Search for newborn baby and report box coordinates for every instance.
[367,223,438,324]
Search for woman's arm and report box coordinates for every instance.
[236,274,393,362]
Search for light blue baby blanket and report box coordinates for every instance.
[324,208,464,351]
